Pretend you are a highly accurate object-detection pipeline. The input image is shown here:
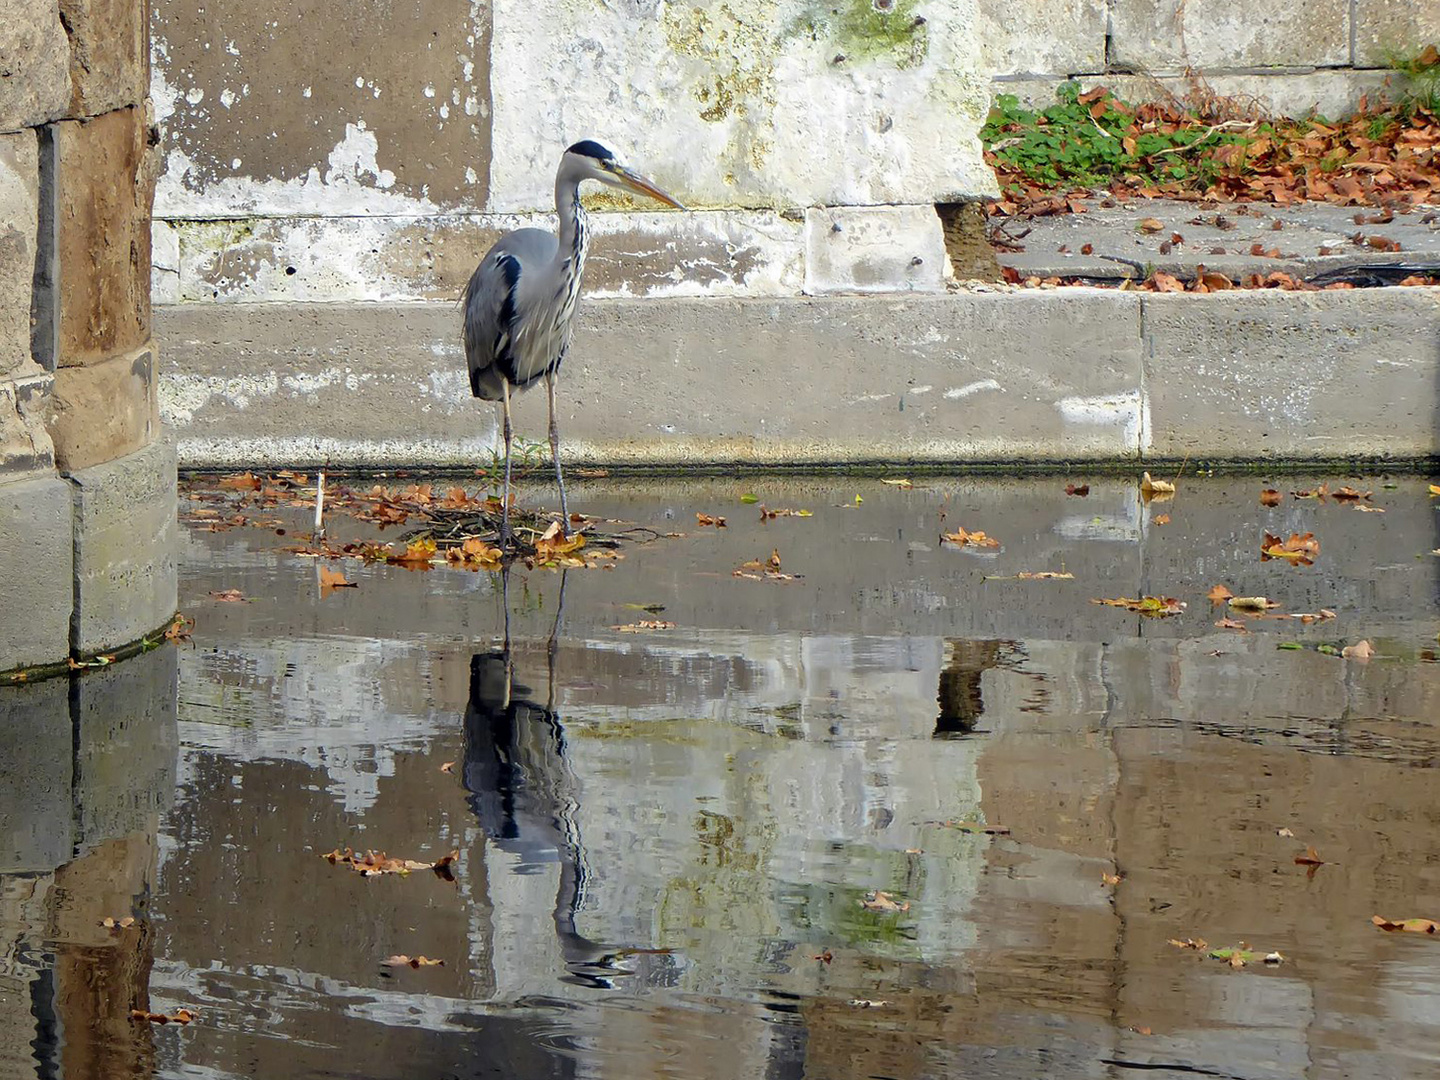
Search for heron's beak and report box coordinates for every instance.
[613,164,686,210]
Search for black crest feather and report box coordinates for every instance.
[565,139,614,162]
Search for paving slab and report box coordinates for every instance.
[995,198,1440,282]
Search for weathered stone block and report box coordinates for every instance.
[1079,70,1408,119]
[489,0,997,211]
[0,472,72,674]
[1142,290,1440,460]
[53,106,155,366]
[1109,0,1350,70]
[58,0,149,117]
[0,678,72,870]
[0,372,55,478]
[0,130,38,378]
[804,206,949,294]
[70,438,176,655]
[48,343,158,471]
[1354,1,1440,68]
[169,210,804,302]
[151,0,493,215]
[155,294,1146,466]
[977,0,1107,76]
[73,648,177,850]
[0,0,70,133]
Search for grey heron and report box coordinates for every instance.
[463,140,685,548]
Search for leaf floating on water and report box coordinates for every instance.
[1228,596,1280,612]
[814,950,833,964]
[533,523,587,561]
[1342,639,1374,660]
[928,820,1011,835]
[1261,531,1319,566]
[1210,946,1254,968]
[1295,846,1326,866]
[1101,872,1124,886]
[1260,488,1283,506]
[1140,471,1176,502]
[1354,504,1386,513]
[1013,571,1075,580]
[881,478,913,489]
[1292,484,1329,501]
[389,537,439,568]
[1207,584,1234,602]
[1373,915,1440,934]
[1430,484,1440,497]
[1264,952,1285,964]
[696,512,727,528]
[383,955,445,968]
[739,493,760,505]
[1153,513,1171,525]
[208,589,248,602]
[1093,596,1186,617]
[1215,618,1249,632]
[164,614,195,642]
[941,527,1001,549]
[318,566,356,592]
[1277,827,1296,837]
[849,999,889,1008]
[218,472,263,491]
[613,620,678,632]
[1331,486,1372,502]
[1168,937,1208,950]
[439,761,455,774]
[734,548,799,582]
[132,1008,197,1025]
[323,847,460,879]
[859,891,910,912]
[1065,483,1090,497]
[100,916,137,931]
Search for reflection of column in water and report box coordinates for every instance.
[463,571,671,993]
[935,640,1004,737]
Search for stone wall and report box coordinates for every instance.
[983,0,1437,117]
[148,0,997,307]
[0,0,176,674]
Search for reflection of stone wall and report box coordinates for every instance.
[0,0,176,673]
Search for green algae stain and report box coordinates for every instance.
[791,0,930,69]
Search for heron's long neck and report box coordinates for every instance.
[554,177,589,284]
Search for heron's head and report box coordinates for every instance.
[562,140,686,210]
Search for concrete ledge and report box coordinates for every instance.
[156,295,1146,467]
[70,438,177,655]
[0,472,73,673]
[1144,289,1440,459]
[155,291,1440,468]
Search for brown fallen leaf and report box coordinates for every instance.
[1102,872,1124,886]
[208,589,248,602]
[860,890,910,913]
[1229,596,1280,612]
[1215,618,1249,631]
[881,478,913,489]
[1092,596,1186,617]
[941,527,1001,549]
[1331,486,1372,502]
[164,614,196,642]
[1372,915,1440,934]
[1065,483,1090,497]
[1260,488,1282,506]
[383,955,445,968]
[613,620,678,632]
[323,847,460,879]
[696,512,727,527]
[218,472,262,491]
[1168,937,1208,950]
[319,566,356,591]
[1140,472,1176,501]
[1289,609,1336,623]
[1153,513,1171,525]
[1292,484,1329,501]
[1014,570,1075,580]
[1139,217,1164,233]
[390,537,439,567]
[1354,504,1386,513]
[1277,827,1295,837]
[533,522,587,560]
[131,1008,197,1025]
[1342,639,1374,660]
[101,916,137,931]
[439,761,455,774]
[1206,584,1235,602]
[1295,846,1326,866]
[814,950,834,964]
[1261,531,1319,566]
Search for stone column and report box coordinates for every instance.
[0,0,176,676]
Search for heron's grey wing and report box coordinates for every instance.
[463,229,559,401]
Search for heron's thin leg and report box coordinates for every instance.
[499,381,514,549]
[546,570,568,712]
[546,371,570,535]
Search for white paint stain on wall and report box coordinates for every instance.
[1056,390,1150,453]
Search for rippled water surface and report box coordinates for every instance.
[5,474,1440,1079]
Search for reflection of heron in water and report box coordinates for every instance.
[463,570,667,989]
